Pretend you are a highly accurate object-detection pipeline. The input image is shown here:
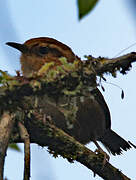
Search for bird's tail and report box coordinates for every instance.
[100,129,134,155]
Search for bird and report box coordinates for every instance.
[6,37,134,162]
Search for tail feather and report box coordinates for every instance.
[100,129,132,155]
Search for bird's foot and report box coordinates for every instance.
[33,111,52,125]
[94,148,110,167]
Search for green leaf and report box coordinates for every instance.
[9,143,21,152]
[78,0,99,20]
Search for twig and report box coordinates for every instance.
[0,112,15,180]
[91,52,136,75]
[18,122,30,180]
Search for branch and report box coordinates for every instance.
[85,52,136,76]
[11,114,130,180]
[0,112,15,180]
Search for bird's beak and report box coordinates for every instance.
[6,42,28,53]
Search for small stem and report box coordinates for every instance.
[0,112,15,180]
[18,122,30,180]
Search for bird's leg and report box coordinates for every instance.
[33,109,52,125]
[93,141,110,166]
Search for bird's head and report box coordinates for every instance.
[6,37,79,77]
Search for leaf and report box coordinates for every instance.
[9,143,21,152]
[78,0,99,20]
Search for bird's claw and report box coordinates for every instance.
[94,148,110,167]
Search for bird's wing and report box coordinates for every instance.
[91,88,111,129]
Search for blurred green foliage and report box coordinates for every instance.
[77,0,99,19]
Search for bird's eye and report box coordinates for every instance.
[39,46,49,55]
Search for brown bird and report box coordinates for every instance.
[6,37,134,161]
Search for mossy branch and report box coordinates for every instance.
[0,52,136,180]
[10,112,130,180]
